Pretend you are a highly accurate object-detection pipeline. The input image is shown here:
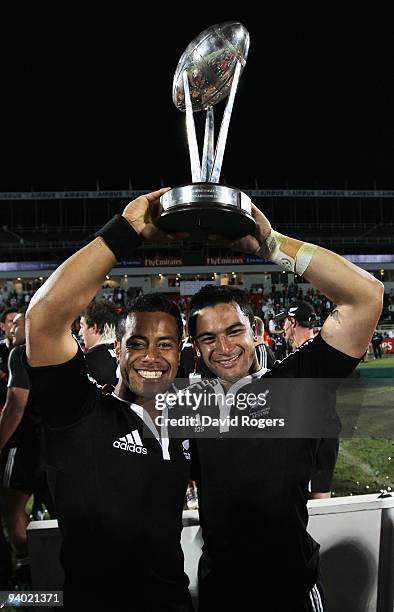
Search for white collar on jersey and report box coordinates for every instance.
[217,365,266,394]
[251,366,266,379]
[213,366,266,433]
[111,393,170,461]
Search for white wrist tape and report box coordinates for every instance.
[295,241,318,276]
[264,230,317,276]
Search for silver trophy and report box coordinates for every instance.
[155,21,256,239]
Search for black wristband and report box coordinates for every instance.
[95,215,142,261]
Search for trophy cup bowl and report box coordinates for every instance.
[172,21,250,113]
[155,21,256,240]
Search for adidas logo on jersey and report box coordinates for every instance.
[113,430,147,455]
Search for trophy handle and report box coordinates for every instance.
[183,70,201,182]
[210,60,242,183]
[201,107,214,182]
[183,59,242,184]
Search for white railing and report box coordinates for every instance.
[27,493,394,612]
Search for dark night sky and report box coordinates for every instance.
[1,8,394,192]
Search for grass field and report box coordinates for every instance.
[332,354,394,496]
[357,354,394,369]
[332,438,394,496]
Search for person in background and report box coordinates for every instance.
[254,316,276,370]
[0,308,19,588]
[273,327,288,360]
[274,300,317,351]
[371,330,383,359]
[79,299,121,386]
[0,312,52,588]
[274,301,339,499]
[0,309,19,408]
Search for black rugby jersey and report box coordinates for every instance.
[181,334,359,603]
[5,345,41,446]
[0,339,12,407]
[25,346,192,611]
[84,341,118,386]
[311,436,339,493]
[255,342,276,370]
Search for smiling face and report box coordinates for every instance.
[115,311,180,404]
[195,303,258,384]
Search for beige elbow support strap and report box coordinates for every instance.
[264,230,317,276]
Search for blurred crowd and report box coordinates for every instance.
[1,282,394,334]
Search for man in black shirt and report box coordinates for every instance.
[254,315,276,370]
[0,307,19,578]
[0,308,18,408]
[274,300,317,348]
[0,308,22,587]
[180,201,383,610]
[273,328,287,360]
[26,189,193,611]
[80,299,120,386]
[371,330,383,359]
[0,312,47,588]
[179,336,213,382]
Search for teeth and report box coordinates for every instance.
[138,370,163,379]
[219,355,239,364]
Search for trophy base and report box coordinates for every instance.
[156,183,256,239]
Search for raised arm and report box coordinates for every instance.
[216,205,383,358]
[26,188,171,366]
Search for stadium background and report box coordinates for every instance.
[0,9,393,499]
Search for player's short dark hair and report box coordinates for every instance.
[82,300,120,335]
[0,307,20,323]
[188,285,255,339]
[297,319,315,330]
[116,293,183,343]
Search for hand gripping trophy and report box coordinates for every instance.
[155,21,256,239]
